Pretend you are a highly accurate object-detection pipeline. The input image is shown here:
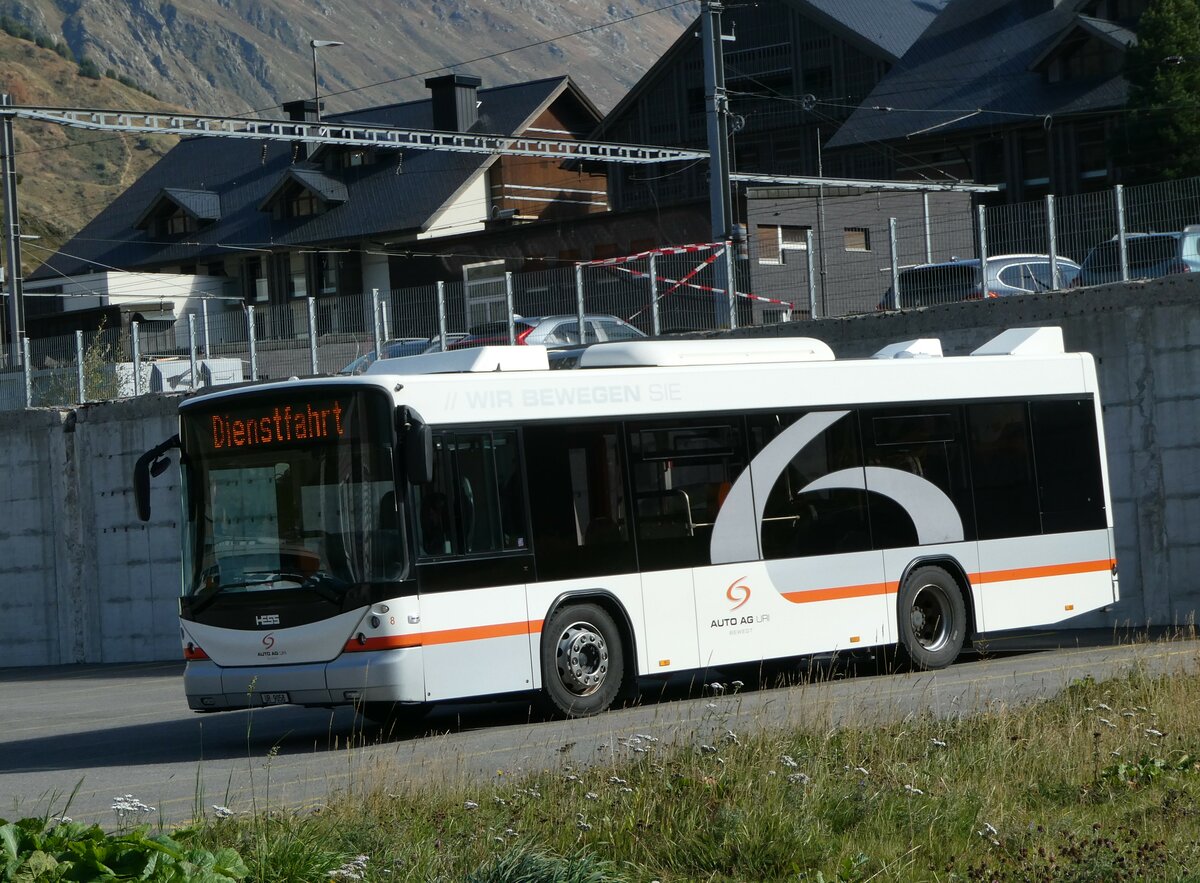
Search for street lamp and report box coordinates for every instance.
[309,39,344,123]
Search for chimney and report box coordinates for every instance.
[425,74,482,132]
[282,99,319,160]
[282,99,319,123]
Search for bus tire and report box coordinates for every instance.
[897,565,966,670]
[541,603,625,718]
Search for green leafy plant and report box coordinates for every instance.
[0,816,247,882]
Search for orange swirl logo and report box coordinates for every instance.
[726,578,751,611]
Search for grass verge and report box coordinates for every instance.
[11,661,1200,881]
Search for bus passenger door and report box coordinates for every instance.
[413,430,535,702]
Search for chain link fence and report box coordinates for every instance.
[4,176,1200,410]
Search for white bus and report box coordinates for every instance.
[135,326,1117,720]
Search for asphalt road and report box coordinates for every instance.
[2,636,1198,827]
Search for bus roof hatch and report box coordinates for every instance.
[578,338,835,368]
[971,327,1065,356]
[367,345,550,375]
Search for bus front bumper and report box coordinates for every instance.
[183,647,424,711]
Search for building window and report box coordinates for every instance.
[757,224,810,264]
[245,257,268,302]
[844,227,871,252]
[288,252,307,298]
[463,260,508,326]
[163,209,196,236]
[290,190,318,217]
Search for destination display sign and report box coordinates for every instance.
[184,391,382,455]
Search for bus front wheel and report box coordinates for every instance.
[897,565,966,670]
[541,603,625,717]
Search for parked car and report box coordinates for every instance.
[450,314,645,349]
[338,334,468,374]
[877,254,1081,310]
[1074,228,1200,287]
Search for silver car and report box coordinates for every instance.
[878,254,1081,310]
[451,314,646,348]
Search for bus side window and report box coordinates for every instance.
[415,430,530,558]
[966,401,1040,540]
[629,418,747,569]
[748,411,871,559]
[1029,399,1106,533]
[524,423,634,580]
[862,406,974,548]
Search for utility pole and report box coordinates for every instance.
[701,0,732,242]
[701,0,734,326]
[1,94,24,368]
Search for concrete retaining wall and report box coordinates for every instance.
[2,273,1198,666]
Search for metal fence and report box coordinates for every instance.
[4,176,1199,410]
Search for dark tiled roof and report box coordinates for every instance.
[133,187,221,230]
[258,168,349,211]
[827,0,1130,150]
[34,76,577,280]
[802,0,950,62]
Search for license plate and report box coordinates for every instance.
[260,692,290,705]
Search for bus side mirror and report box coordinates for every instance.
[133,434,180,522]
[406,422,434,485]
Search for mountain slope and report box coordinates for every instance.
[3,0,696,117]
[0,30,178,274]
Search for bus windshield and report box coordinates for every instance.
[180,389,402,600]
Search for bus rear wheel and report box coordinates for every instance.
[541,603,625,718]
[897,565,966,670]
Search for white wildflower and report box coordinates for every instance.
[722,729,740,745]
[699,744,718,754]
[111,795,155,817]
[1146,727,1165,737]
[705,703,718,709]
[585,791,598,800]
[608,776,628,785]
[563,774,580,782]
[464,800,479,810]
[731,680,745,690]
[1098,717,1116,728]
[780,754,799,768]
[1122,711,1135,718]
[904,784,924,795]
[854,766,870,776]
[709,682,726,695]
[576,813,592,832]
[493,796,507,805]
[1097,702,1112,711]
[634,733,659,743]
[980,822,998,837]
[930,738,947,748]
[619,787,633,794]
[328,855,369,881]
[211,805,234,819]
[786,772,810,785]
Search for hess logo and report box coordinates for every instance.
[726,577,751,611]
[256,614,280,626]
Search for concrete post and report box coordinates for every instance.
[436,281,448,350]
[246,305,258,381]
[888,217,901,310]
[977,205,989,296]
[805,228,817,319]
[75,330,85,403]
[649,253,661,336]
[1115,184,1129,283]
[575,263,586,344]
[187,314,198,391]
[307,296,318,375]
[130,321,141,397]
[923,191,932,264]
[371,288,383,357]
[21,336,30,406]
[1046,194,1060,289]
[725,242,737,330]
[505,271,516,345]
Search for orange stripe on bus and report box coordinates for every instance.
[782,582,890,604]
[782,557,1115,606]
[968,558,1115,584]
[344,619,543,652]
